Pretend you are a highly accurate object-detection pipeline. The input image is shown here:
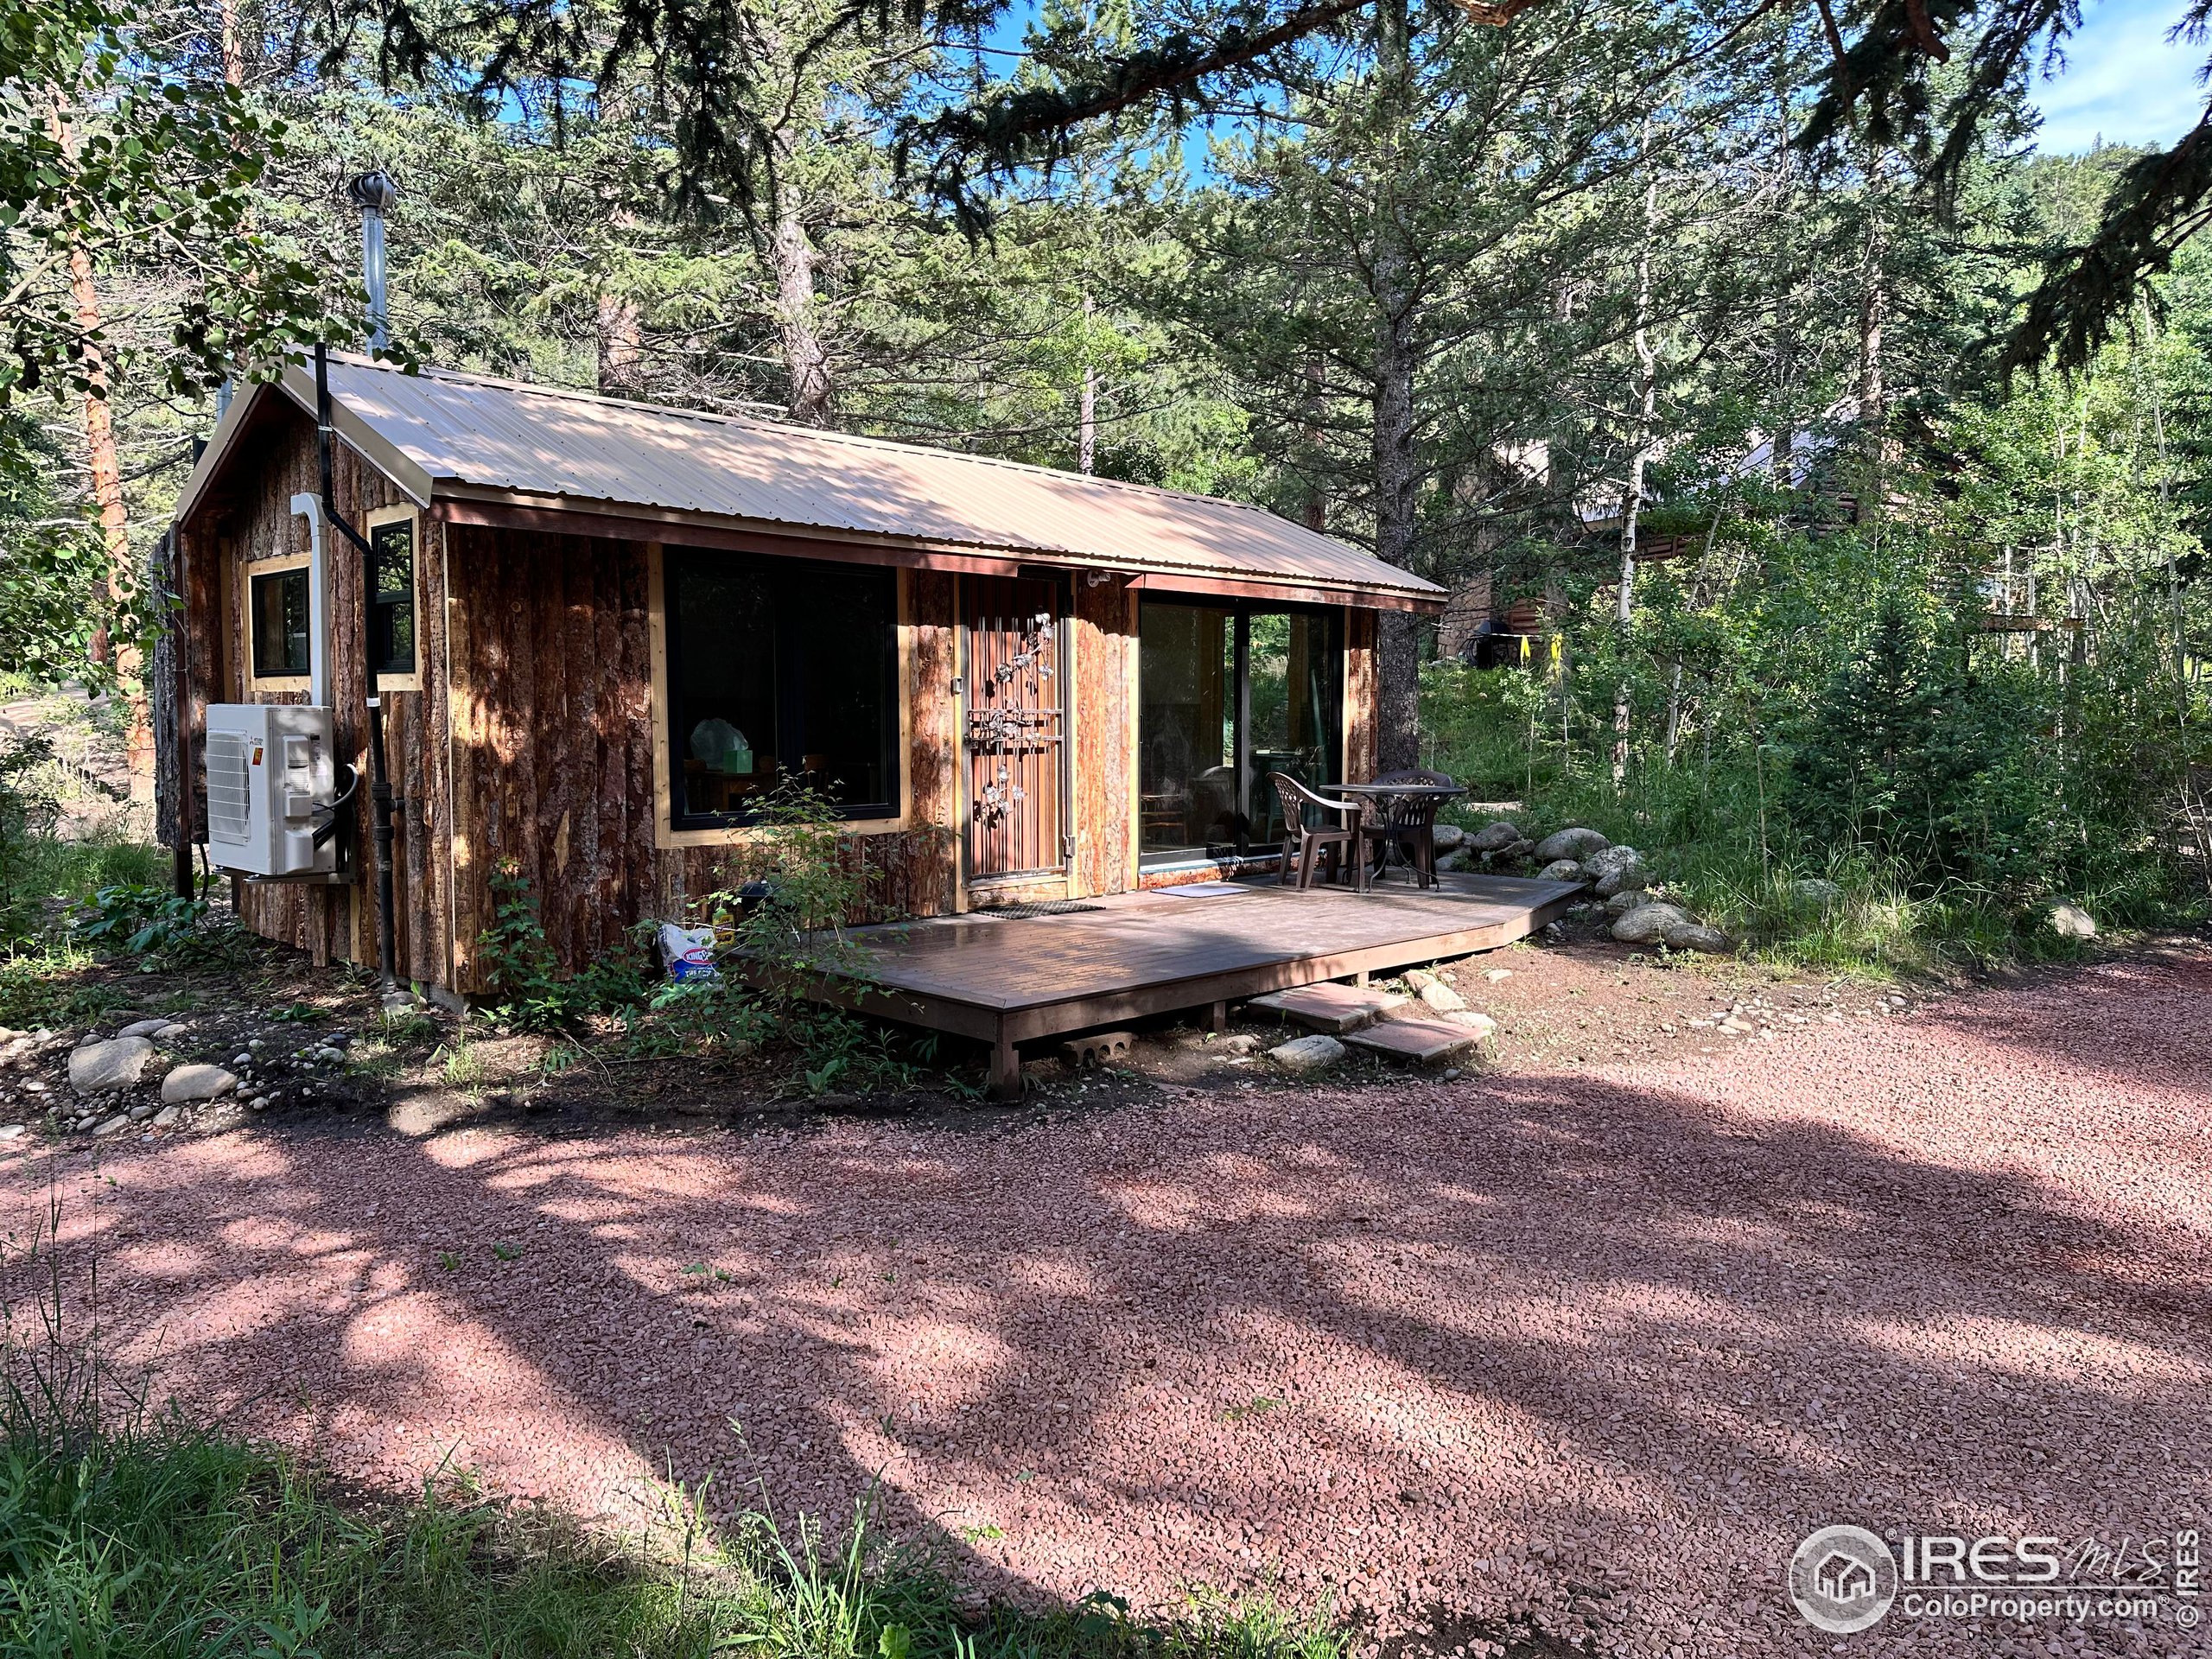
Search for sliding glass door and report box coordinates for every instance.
[1137,598,1342,861]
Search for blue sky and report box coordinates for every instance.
[2032,0,2204,150]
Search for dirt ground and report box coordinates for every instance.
[3,928,2208,1657]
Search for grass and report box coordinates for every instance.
[0,1396,1349,1659]
[0,939,132,1029]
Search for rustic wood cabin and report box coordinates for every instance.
[166,355,1449,1004]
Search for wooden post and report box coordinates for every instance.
[1211,999,1228,1033]
[988,1028,1021,1100]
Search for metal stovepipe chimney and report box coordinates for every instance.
[346,170,399,351]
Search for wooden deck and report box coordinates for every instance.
[802,872,1584,1095]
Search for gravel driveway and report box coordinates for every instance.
[6,947,2209,1657]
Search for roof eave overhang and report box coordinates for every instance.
[168,361,435,532]
[431,485,1447,613]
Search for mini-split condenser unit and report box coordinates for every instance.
[203,703,343,879]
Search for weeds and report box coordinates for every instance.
[436,1035,488,1094]
[475,789,973,1096]
[0,939,143,1032]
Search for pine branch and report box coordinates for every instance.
[2004,108,2212,376]
[893,0,1372,231]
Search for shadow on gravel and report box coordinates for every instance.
[8,948,2211,1653]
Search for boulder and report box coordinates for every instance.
[1469,820,1522,853]
[92,1114,131,1137]
[1788,877,1844,912]
[1610,901,1692,944]
[0,1124,23,1141]
[161,1064,238,1104]
[1585,845,1647,897]
[1403,969,1439,990]
[117,1017,170,1039]
[1446,1010,1497,1041]
[1533,826,1610,863]
[1605,887,1649,917]
[1431,823,1465,854]
[1592,862,1649,899]
[1418,981,1468,1014]
[153,1022,189,1043]
[1536,859,1586,883]
[2049,902,2096,940]
[1661,921,1731,954]
[152,1106,181,1128]
[1268,1033,1345,1076]
[68,1037,154,1097]
[1584,843,1642,880]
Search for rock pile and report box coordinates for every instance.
[0,1006,367,1144]
[1443,820,1732,954]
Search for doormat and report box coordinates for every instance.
[974,899,1106,919]
[1155,881,1251,898]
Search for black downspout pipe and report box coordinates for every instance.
[314,343,402,994]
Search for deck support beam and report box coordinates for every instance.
[988,1028,1021,1100]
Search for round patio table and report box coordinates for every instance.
[1325,781,1467,886]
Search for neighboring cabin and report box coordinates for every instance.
[168,356,1443,1000]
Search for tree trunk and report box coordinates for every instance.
[1301,359,1327,530]
[69,239,154,802]
[1078,291,1096,474]
[769,168,834,426]
[1369,0,1422,772]
[1769,69,1796,485]
[218,0,246,85]
[1612,169,1657,790]
[596,290,645,397]
[1855,175,1891,523]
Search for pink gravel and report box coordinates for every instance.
[5,948,2210,1657]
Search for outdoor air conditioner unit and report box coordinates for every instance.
[203,703,343,879]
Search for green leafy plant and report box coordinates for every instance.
[71,884,210,958]
[476,861,653,1034]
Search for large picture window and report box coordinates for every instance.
[1138,598,1341,860]
[664,548,901,827]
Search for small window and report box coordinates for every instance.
[251,568,310,678]
[664,548,900,827]
[368,518,416,677]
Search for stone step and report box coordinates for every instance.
[1342,1014,1491,1068]
[1247,982,1410,1034]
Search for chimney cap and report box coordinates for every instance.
[347,170,399,213]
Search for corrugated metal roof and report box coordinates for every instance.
[175,355,1442,607]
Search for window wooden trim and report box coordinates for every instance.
[362,502,423,692]
[245,554,312,691]
[647,543,914,849]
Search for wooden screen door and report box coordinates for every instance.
[963,575,1067,881]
